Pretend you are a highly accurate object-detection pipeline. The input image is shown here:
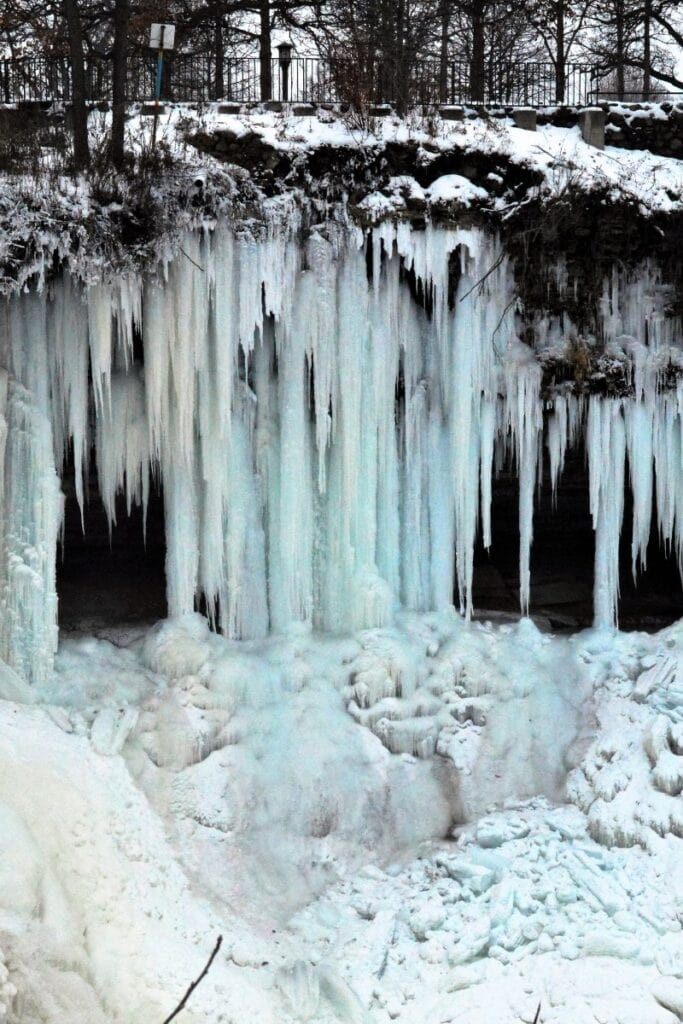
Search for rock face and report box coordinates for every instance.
[536,101,683,159]
[605,104,683,159]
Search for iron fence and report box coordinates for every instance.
[592,89,683,103]
[0,53,601,109]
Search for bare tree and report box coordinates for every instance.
[111,0,130,165]
[62,0,90,168]
[522,0,593,101]
[259,0,271,100]
[583,0,639,99]
[634,0,682,94]
[313,0,441,109]
[446,0,543,103]
[584,0,681,98]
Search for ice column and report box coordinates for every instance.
[0,294,62,685]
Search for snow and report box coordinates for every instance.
[424,175,488,206]
[1,612,683,1022]
[191,106,683,216]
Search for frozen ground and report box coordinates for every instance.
[1,610,683,1023]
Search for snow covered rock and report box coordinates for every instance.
[653,979,683,1020]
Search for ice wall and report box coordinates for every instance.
[0,221,682,682]
[0,294,62,684]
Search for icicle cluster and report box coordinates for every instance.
[0,222,681,682]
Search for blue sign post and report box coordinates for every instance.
[149,23,175,148]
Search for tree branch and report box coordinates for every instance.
[162,935,223,1024]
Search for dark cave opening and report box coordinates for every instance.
[472,443,683,632]
[55,441,682,637]
[57,454,167,633]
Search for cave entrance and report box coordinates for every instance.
[471,442,683,632]
[57,456,167,634]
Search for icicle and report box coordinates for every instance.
[164,455,199,618]
[5,219,683,685]
[114,276,143,369]
[87,283,114,412]
[49,275,89,521]
[95,369,150,530]
[0,292,61,685]
[624,399,654,578]
[546,395,568,507]
[448,235,510,617]
[505,342,542,615]
[588,398,626,630]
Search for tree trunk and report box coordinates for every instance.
[615,0,625,100]
[642,0,651,99]
[439,0,449,103]
[62,0,90,169]
[376,0,393,102]
[395,0,407,112]
[555,0,566,103]
[259,0,272,101]
[469,0,486,103]
[214,17,224,100]
[111,0,130,167]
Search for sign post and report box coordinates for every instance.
[149,23,175,148]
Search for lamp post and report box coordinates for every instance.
[277,40,293,103]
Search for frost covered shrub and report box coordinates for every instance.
[0,107,69,175]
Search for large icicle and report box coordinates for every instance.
[505,341,542,614]
[588,398,626,630]
[0,294,62,684]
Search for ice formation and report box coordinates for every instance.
[0,221,682,682]
[1,610,683,1023]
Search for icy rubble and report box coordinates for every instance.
[2,223,683,683]
[290,803,683,1024]
[344,614,592,818]
[568,623,683,849]
[0,612,682,1022]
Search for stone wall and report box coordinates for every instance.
[604,103,683,158]
[537,101,683,158]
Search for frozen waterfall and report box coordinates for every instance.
[0,221,682,683]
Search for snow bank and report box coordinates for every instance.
[0,610,682,1022]
[190,106,683,216]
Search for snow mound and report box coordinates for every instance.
[568,622,683,848]
[345,615,592,818]
[0,612,680,1021]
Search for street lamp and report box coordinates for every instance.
[277,40,294,103]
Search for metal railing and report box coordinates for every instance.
[591,89,683,103]
[0,53,599,108]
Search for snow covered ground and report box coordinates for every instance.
[186,104,683,216]
[3,102,683,296]
[1,610,683,1023]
